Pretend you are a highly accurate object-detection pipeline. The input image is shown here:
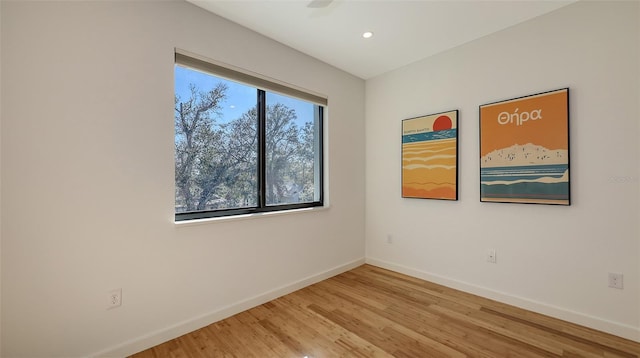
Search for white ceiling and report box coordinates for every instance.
[188,0,576,79]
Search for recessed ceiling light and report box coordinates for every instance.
[362,31,374,39]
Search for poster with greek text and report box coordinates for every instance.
[480,88,570,205]
[402,110,458,200]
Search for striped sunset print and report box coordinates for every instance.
[402,110,458,200]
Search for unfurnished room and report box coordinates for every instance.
[1,0,639,357]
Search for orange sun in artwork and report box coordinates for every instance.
[433,115,452,131]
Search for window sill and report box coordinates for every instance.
[174,205,330,227]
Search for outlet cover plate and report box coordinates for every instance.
[108,288,123,309]
[487,249,497,263]
[608,273,623,289]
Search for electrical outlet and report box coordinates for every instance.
[608,273,623,289]
[386,234,393,244]
[487,249,497,263]
[108,288,122,309]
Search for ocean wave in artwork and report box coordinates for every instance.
[481,170,568,185]
[404,164,456,170]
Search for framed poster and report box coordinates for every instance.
[479,88,570,205]
[402,110,458,200]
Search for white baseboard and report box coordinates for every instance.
[92,258,366,358]
[365,257,640,343]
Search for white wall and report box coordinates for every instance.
[0,0,3,354]
[0,1,365,357]
[366,0,639,341]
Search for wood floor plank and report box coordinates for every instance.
[328,270,556,356]
[340,283,510,356]
[130,265,640,358]
[276,295,393,357]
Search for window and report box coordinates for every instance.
[174,52,325,221]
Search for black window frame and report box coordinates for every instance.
[174,51,325,221]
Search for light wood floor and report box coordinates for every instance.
[130,264,640,357]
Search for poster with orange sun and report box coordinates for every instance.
[402,110,458,200]
[480,88,570,205]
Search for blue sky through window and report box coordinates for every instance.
[175,65,315,126]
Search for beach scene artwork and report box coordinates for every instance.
[480,88,569,205]
[402,110,458,200]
